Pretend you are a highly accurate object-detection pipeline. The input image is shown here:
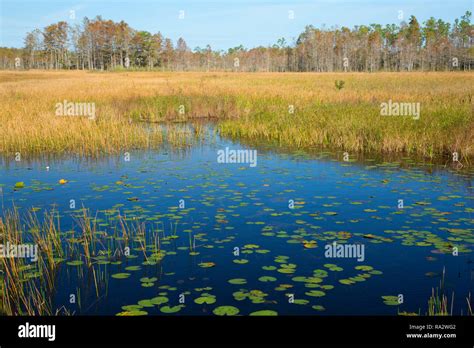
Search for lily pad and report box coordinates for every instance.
[233,259,249,264]
[312,305,325,311]
[228,278,247,285]
[194,295,216,305]
[116,310,148,316]
[66,260,84,266]
[213,306,240,316]
[149,296,168,305]
[198,262,216,268]
[160,305,182,313]
[249,310,278,316]
[258,276,277,282]
[305,290,326,297]
[381,295,400,306]
[137,299,155,307]
[111,273,131,279]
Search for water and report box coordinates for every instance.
[1,131,473,316]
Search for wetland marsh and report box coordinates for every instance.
[0,71,472,316]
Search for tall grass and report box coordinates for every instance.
[0,206,175,315]
[0,209,60,315]
[1,71,472,161]
[427,267,473,316]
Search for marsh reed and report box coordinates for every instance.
[0,70,472,161]
[0,206,162,315]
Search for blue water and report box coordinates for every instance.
[0,133,473,316]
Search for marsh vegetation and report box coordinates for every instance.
[0,71,472,161]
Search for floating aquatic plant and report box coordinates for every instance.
[213,306,239,316]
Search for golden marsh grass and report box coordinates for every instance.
[0,70,472,160]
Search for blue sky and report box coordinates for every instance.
[0,0,471,50]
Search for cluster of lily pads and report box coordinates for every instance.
[2,137,472,316]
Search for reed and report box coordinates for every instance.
[427,267,473,316]
[0,70,472,161]
[0,208,60,315]
[0,206,153,315]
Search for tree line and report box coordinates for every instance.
[0,12,472,71]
